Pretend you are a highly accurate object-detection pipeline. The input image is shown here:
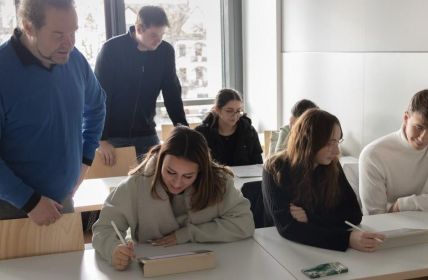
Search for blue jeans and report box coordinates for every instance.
[108,134,160,159]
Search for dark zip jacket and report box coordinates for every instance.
[195,112,263,166]
[95,26,188,139]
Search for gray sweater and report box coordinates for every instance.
[92,158,255,263]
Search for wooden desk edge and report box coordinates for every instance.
[74,204,103,213]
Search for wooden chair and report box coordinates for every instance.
[0,213,84,260]
[263,130,273,159]
[263,130,280,159]
[85,146,137,179]
[161,123,200,141]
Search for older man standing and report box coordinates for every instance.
[0,0,106,225]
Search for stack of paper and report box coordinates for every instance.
[379,228,428,249]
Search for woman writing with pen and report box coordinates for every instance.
[262,109,385,252]
[92,126,255,270]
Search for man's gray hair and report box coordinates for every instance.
[18,0,75,29]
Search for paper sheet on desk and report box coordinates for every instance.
[231,164,263,178]
[373,228,428,249]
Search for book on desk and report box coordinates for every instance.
[138,249,216,277]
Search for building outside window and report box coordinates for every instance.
[74,0,106,68]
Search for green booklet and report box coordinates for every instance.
[301,262,348,278]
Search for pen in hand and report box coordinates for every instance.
[110,220,136,270]
[111,220,136,262]
[345,220,384,243]
[111,220,127,245]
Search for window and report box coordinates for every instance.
[74,0,106,68]
[0,0,105,68]
[0,0,16,44]
[124,0,222,126]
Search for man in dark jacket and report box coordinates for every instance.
[95,6,188,164]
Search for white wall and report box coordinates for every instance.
[242,0,282,131]
[281,0,428,157]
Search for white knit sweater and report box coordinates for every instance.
[359,128,428,215]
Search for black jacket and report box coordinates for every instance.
[195,112,263,166]
[262,161,362,251]
[95,26,188,139]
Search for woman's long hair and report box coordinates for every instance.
[265,109,343,210]
[130,126,232,211]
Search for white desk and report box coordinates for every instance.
[254,211,428,280]
[0,238,296,280]
[73,176,127,212]
[230,164,263,189]
[74,166,263,212]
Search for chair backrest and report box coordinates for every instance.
[85,146,137,179]
[241,180,273,228]
[161,123,200,141]
[0,213,84,260]
[264,130,280,159]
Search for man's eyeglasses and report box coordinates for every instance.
[223,109,244,117]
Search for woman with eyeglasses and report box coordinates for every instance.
[195,88,263,166]
[263,109,385,252]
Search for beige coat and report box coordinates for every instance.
[92,158,255,263]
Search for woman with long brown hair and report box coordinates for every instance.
[92,126,254,270]
[263,109,384,251]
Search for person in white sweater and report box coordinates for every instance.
[359,89,428,215]
[92,126,254,270]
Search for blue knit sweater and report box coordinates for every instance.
[0,37,106,209]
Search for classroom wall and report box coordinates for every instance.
[281,0,428,157]
[242,0,282,132]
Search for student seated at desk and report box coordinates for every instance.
[274,99,318,153]
[195,88,263,166]
[360,89,428,215]
[262,109,384,252]
[92,126,255,270]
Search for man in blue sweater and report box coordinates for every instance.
[0,0,106,225]
[95,6,188,165]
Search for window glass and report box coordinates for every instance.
[124,0,222,126]
[0,0,16,44]
[74,0,106,68]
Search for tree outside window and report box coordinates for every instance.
[74,0,106,68]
